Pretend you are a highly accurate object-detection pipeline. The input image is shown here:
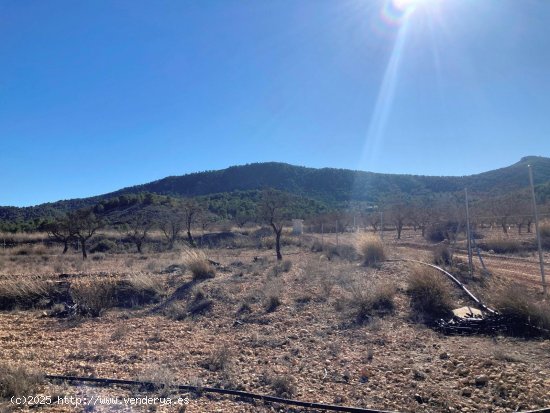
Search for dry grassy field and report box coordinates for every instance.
[0,228,549,412]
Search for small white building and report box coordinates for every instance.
[292,219,304,235]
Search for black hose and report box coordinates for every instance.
[387,259,498,314]
[44,374,398,413]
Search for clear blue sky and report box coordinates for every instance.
[1,0,550,206]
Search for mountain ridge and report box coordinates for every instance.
[1,156,549,229]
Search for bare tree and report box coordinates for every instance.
[45,216,75,254]
[122,210,154,253]
[182,199,203,247]
[409,199,433,237]
[258,189,290,261]
[366,211,380,233]
[385,195,409,240]
[70,209,102,259]
[158,205,185,250]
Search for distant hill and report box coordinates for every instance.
[106,156,550,201]
[1,156,549,230]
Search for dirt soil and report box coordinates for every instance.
[1,233,549,412]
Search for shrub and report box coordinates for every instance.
[269,260,292,277]
[90,239,117,253]
[263,280,282,312]
[113,275,163,308]
[433,244,452,266]
[266,374,295,398]
[137,365,177,397]
[310,240,324,252]
[182,250,215,281]
[0,363,42,399]
[340,281,396,324]
[204,346,233,372]
[425,221,459,243]
[478,239,523,254]
[70,277,116,317]
[163,302,187,321]
[407,265,453,321]
[187,289,213,317]
[325,244,359,261]
[358,235,385,267]
[491,283,550,335]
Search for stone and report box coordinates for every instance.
[475,375,489,387]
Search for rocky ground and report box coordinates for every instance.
[0,232,549,412]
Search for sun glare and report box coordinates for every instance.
[392,0,432,12]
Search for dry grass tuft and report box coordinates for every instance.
[357,234,385,267]
[182,249,215,281]
[479,239,523,254]
[0,363,42,399]
[204,346,233,372]
[339,280,396,324]
[407,265,454,321]
[263,279,283,312]
[113,274,164,308]
[137,364,177,397]
[0,278,55,310]
[70,277,116,317]
[490,282,550,335]
[433,244,452,266]
[263,373,296,398]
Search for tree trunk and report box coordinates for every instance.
[501,220,508,234]
[275,230,282,261]
[187,229,195,247]
[62,240,69,254]
[518,223,523,235]
[396,223,403,239]
[136,240,142,254]
[527,221,532,233]
[81,239,87,259]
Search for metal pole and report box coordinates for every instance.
[528,164,547,296]
[465,188,473,275]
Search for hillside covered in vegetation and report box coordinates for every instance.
[1,156,549,231]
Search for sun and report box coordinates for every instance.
[392,0,433,13]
